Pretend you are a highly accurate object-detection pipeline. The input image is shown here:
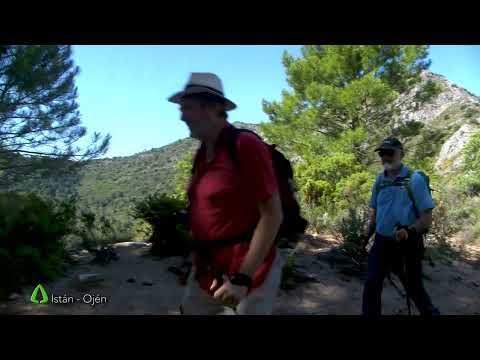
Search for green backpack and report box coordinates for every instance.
[374,169,432,218]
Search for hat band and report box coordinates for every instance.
[185,84,224,97]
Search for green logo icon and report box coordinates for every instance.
[31,284,49,304]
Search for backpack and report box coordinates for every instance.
[374,168,432,218]
[191,125,308,243]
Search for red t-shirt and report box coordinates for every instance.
[188,125,279,294]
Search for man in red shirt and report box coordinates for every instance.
[168,73,284,315]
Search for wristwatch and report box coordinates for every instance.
[407,225,419,237]
[230,273,252,289]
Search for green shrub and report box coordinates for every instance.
[303,205,335,234]
[464,107,480,119]
[334,171,373,212]
[280,250,298,290]
[132,193,191,256]
[460,222,480,246]
[0,192,73,298]
[470,222,480,244]
[425,183,479,256]
[65,207,131,251]
[463,130,480,176]
[332,206,369,261]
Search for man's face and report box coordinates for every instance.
[378,148,403,171]
[179,98,212,140]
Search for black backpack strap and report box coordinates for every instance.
[192,126,262,175]
[402,169,420,218]
[191,143,205,175]
[224,126,263,171]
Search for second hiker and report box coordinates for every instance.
[361,137,440,316]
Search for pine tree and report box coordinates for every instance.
[260,45,442,218]
[261,45,441,158]
[0,45,111,184]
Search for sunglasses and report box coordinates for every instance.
[378,149,395,157]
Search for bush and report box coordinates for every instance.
[280,251,297,290]
[464,107,480,119]
[332,206,369,261]
[427,199,460,252]
[0,192,73,298]
[72,210,123,251]
[463,176,480,197]
[303,205,335,234]
[334,171,373,212]
[132,193,191,256]
[462,130,480,176]
[468,222,480,244]
[460,222,480,246]
[425,184,479,256]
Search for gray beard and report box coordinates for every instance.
[384,162,401,172]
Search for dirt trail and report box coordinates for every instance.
[1,237,479,315]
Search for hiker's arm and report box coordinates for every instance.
[233,133,282,277]
[238,192,283,277]
[409,173,435,235]
[409,209,433,234]
[363,179,378,246]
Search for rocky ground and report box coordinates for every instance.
[1,235,479,315]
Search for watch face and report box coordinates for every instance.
[231,273,252,288]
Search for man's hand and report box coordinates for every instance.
[360,235,370,254]
[211,275,248,308]
[362,208,376,254]
[395,227,409,242]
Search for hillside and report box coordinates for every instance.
[1,122,260,236]
[398,72,480,171]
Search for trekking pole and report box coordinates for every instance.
[403,250,412,316]
[395,224,412,316]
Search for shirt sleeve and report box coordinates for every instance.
[236,133,279,203]
[370,177,379,209]
[411,172,435,212]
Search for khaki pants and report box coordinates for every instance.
[180,250,284,315]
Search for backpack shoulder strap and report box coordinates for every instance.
[191,143,205,175]
[403,169,420,218]
[374,174,388,201]
[225,126,263,170]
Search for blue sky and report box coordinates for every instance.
[72,45,480,159]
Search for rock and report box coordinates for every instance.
[422,274,432,281]
[91,245,119,265]
[398,71,480,126]
[435,124,477,171]
[8,293,21,301]
[113,242,150,249]
[452,275,464,282]
[77,273,104,283]
[64,253,82,264]
[167,266,184,277]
